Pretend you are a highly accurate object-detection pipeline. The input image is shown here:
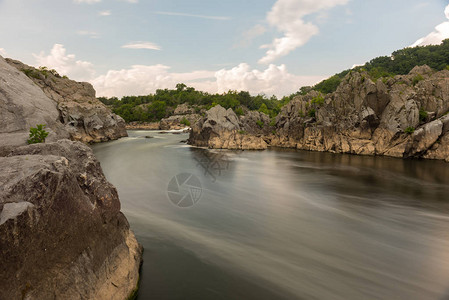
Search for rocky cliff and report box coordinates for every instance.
[272,65,449,161]
[6,59,127,143]
[0,55,141,299]
[189,66,449,162]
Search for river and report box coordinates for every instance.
[91,130,449,300]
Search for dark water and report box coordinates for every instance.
[91,130,449,300]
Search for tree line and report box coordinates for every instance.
[99,40,449,123]
[98,83,293,123]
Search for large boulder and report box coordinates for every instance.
[189,105,267,149]
[6,58,127,143]
[0,140,142,300]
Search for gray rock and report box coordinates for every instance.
[189,105,267,149]
[0,140,142,300]
[6,58,127,143]
[271,65,449,161]
[0,55,69,149]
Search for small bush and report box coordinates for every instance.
[308,108,316,118]
[412,74,424,86]
[180,117,191,126]
[238,130,246,135]
[311,95,325,106]
[27,124,49,144]
[256,120,264,128]
[419,109,428,123]
[405,127,415,134]
[269,117,276,127]
[298,110,305,118]
[235,107,244,116]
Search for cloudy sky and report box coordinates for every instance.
[0,0,448,98]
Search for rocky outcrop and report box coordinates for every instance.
[6,58,127,143]
[272,66,449,162]
[0,56,69,151]
[174,103,195,115]
[160,114,201,130]
[188,105,267,149]
[126,121,160,130]
[0,140,142,300]
[1,55,141,299]
[189,66,449,161]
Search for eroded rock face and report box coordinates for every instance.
[189,105,267,149]
[0,56,69,150]
[272,66,449,161]
[6,58,127,143]
[0,140,142,300]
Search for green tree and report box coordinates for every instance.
[258,103,269,115]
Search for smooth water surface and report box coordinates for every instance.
[92,130,449,300]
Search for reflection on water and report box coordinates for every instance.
[92,130,449,300]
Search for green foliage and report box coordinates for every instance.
[313,74,345,94]
[307,39,449,94]
[405,127,415,134]
[269,117,276,127]
[238,130,246,135]
[256,120,264,128]
[99,83,290,123]
[258,103,269,115]
[27,124,49,144]
[311,95,325,106]
[180,117,191,126]
[234,107,244,116]
[308,108,316,118]
[412,74,424,86]
[419,109,428,122]
[298,110,305,118]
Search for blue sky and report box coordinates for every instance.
[0,0,448,97]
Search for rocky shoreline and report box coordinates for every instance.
[188,65,449,162]
[0,55,142,299]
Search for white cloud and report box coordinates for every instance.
[33,44,95,81]
[122,42,161,50]
[215,63,324,97]
[74,0,101,4]
[91,65,215,98]
[31,45,324,98]
[99,10,111,16]
[259,0,349,64]
[91,63,324,98]
[0,48,6,56]
[154,11,230,21]
[76,30,99,39]
[412,4,449,47]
